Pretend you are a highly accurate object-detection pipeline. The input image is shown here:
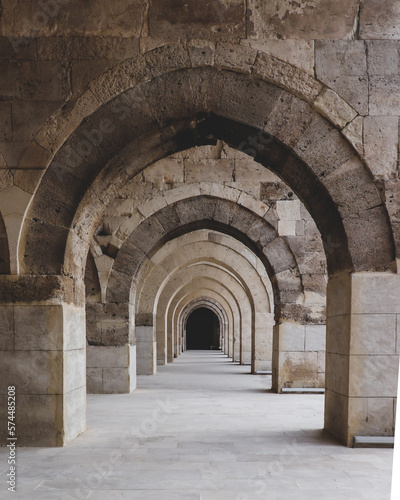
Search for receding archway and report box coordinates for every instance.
[186,307,220,350]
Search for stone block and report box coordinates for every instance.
[263,238,296,274]
[64,349,86,393]
[278,322,305,352]
[100,321,129,347]
[188,39,216,67]
[64,386,86,444]
[148,0,246,41]
[103,368,129,393]
[10,394,64,446]
[247,0,360,40]
[276,200,301,221]
[87,345,129,368]
[325,352,349,395]
[367,41,400,76]
[322,76,369,116]
[145,157,184,187]
[279,351,320,388]
[294,115,354,180]
[135,326,154,342]
[19,62,70,100]
[0,306,13,350]
[369,76,400,116]
[315,41,367,78]
[87,367,103,394]
[14,305,63,351]
[0,0,143,38]
[363,116,398,179]
[350,314,396,355]
[244,38,314,75]
[185,159,233,184]
[265,93,315,150]
[360,0,400,39]
[349,397,395,436]
[64,305,86,350]
[277,220,296,236]
[253,52,322,103]
[351,273,400,314]
[324,388,349,445]
[215,43,258,74]
[237,192,268,218]
[219,70,284,130]
[37,36,140,61]
[349,355,399,398]
[326,314,350,356]
[327,273,351,317]
[342,116,363,156]
[0,350,63,395]
[305,325,326,352]
[314,88,357,129]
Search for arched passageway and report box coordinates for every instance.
[1,44,399,450]
[186,307,220,350]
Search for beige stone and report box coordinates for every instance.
[314,88,358,130]
[342,116,363,156]
[364,116,398,180]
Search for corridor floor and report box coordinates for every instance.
[1,350,394,499]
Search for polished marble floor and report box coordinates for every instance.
[0,350,394,499]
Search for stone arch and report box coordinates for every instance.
[165,275,245,364]
[180,297,229,354]
[20,60,394,281]
[135,236,273,371]
[9,43,398,447]
[175,292,235,361]
[107,197,306,323]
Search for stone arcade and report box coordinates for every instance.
[0,0,399,497]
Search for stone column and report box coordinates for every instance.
[86,303,136,393]
[135,315,157,375]
[272,321,325,392]
[167,323,174,363]
[325,272,399,446]
[156,320,167,366]
[240,313,252,365]
[252,312,274,373]
[0,276,86,446]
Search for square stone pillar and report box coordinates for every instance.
[86,303,136,393]
[136,326,157,375]
[157,323,167,366]
[167,324,174,363]
[87,345,136,393]
[0,276,87,446]
[272,321,325,392]
[240,319,252,365]
[252,312,274,373]
[325,272,399,446]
